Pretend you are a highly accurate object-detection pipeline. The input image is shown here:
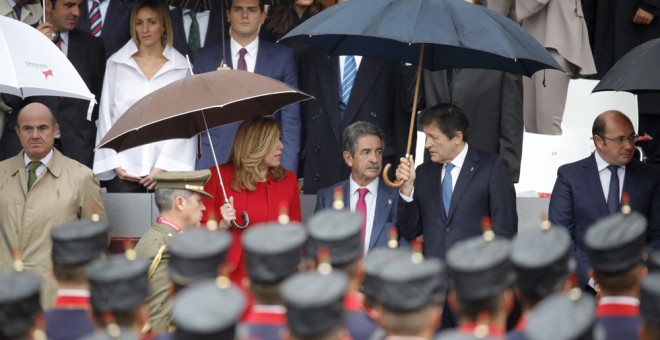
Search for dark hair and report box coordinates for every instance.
[592,110,633,138]
[92,308,140,328]
[52,263,87,285]
[418,103,470,143]
[263,0,324,40]
[458,294,502,320]
[228,0,265,11]
[341,121,385,155]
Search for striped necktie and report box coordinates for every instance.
[341,56,356,106]
[89,0,103,37]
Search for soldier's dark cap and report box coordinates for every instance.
[172,279,246,339]
[281,270,349,338]
[363,247,410,301]
[377,255,446,311]
[585,212,647,274]
[435,330,497,340]
[168,228,232,286]
[306,210,362,266]
[641,273,660,326]
[154,170,213,198]
[87,255,149,312]
[51,219,109,265]
[512,224,572,298]
[647,249,660,272]
[0,270,41,338]
[447,235,515,301]
[525,290,604,340]
[243,223,307,283]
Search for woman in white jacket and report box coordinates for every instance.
[93,0,195,192]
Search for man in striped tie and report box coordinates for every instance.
[76,0,133,58]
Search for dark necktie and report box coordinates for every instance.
[89,0,103,37]
[356,188,369,244]
[237,48,248,71]
[13,4,21,19]
[442,163,455,216]
[27,161,40,190]
[187,11,200,62]
[52,32,63,50]
[607,165,620,214]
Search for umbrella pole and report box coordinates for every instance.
[201,112,249,229]
[382,43,425,188]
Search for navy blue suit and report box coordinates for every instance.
[597,315,642,340]
[397,146,518,262]
[315,179,410,250]
[76,0,133,59]
[169,8,226,60]
[192,38,301,173]
[45,309,94,340]
[549,153,660,287]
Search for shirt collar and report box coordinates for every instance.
[599,296,640,306]
[594,151,625,172]
[24,149,54,167]
[7,0,17,8]
[349,176,379,196]
[230,36,259,58]
[57,289,91,297]
[447,143,469,169]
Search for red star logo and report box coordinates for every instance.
[42,69,54,79]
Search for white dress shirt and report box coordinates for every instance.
[93,41,196,180]
[594,151,625,203]
[230,37,258,72]
[24,149,54,180]
[350,176,379,256]
[182,9,210,47]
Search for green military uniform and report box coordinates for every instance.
[135,223,176,333]
[133,170,213,333]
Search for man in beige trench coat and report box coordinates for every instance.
[0,102,106,308]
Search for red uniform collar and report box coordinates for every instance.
[344,292,364,312]
[53,294,90,309]
[157,217,183,233]
[514,314,527,331]
[596,303,640,317]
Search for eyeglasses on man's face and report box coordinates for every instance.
[599,134,638,145]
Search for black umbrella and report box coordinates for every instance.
[592,38,660,94]
[281,0,562,187]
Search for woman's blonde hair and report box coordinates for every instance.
[129,0,174,48]
[228,116,287,191]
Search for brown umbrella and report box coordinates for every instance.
[96,69,312,229]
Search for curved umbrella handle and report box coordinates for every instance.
[382,163,404,188]
[230,211,249,229]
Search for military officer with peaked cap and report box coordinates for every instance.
[134,170,213,333]
[446,228,516,337]
[585,211,647,340]
[45,218,109,340]
[306,207,378,339]
[240,222,307,340]
[640,273,660,340]
[0,269,42,339]
[508,221,573,339]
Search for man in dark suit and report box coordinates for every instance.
[75,0,132,58]
[395,103,517,261]
[423,68,523,183]
[315,121,408,253]
[193,0,300,173]
[299,46,413,195]
[549,110,660,289]
[169,8,226,63]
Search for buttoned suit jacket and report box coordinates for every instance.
[299,47,413,194]
[397,147,518,263]
[549,153,660,287]
[314,179,410,249]
[193,38,301,173]
[0,149,106,308]
[76,0,133,58]
[169,8,225,58]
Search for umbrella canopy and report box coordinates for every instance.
[592,38,660,94]
[96,70,312,152]
[0,16,95,102]
[281,0,562,76]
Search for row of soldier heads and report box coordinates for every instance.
[2,191,660,340]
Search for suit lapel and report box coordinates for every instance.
[369,182,394,249]
[254,39,270,75]
[426,163,445,223]
[447,148,478,222]
[622,161,639,201]
[584,154,609,216]
[341,57,384,129]
[318,54,341,142]
[170,8,187,53]
[342,181,350,208]
[223,40,233,69]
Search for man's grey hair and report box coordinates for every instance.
[341,121,385,155]
[154,188,192,213]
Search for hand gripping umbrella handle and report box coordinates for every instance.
[230,209,250,229]
[382,163,404,188]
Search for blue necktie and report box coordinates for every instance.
[442,163,455,216]
[13,4,21,19]
[607,165,620,214]
[341,56,356,106]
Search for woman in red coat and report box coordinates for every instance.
[201,116,302,284]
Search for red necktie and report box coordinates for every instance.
[52,32,63,50]
[356,188,369,244]
[237,48,248,71]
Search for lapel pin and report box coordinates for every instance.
[388,198,393,205]
[471,167,475,172]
